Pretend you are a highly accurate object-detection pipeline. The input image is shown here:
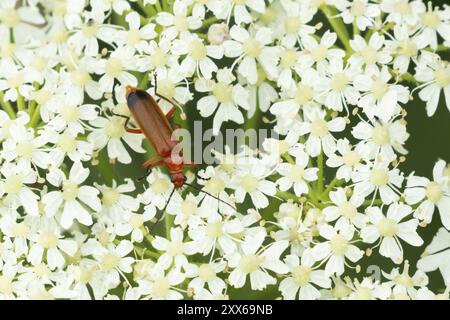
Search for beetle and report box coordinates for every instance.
[124,84,192,188]
[115,77,234,229]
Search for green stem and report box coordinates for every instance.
[353,22,360,36]
[17,94,25,111]
[276,190,301,203]
[162,0,169,12]
[0,91,16,119]
[244,87,261,136]
[322,177,342,199]
[320,5,352,53]
[165,213,173,238]
[203,17,220,28]
[29,105,41,127]
[138,0,157,17]
[155,1,162,12]
[317,152,324,193]
[363,199,384,206]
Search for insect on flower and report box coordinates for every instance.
[118,75,234,229]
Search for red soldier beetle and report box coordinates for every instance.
[115,75,235,230]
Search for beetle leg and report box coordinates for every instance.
[126,128,142,134]
[165,106,176,120]
[195,171,211,181]
[184,162,197,167]
[154,72,182,110]
[111,112,143,134]
[142,154,160,168]
[137,156,163,181]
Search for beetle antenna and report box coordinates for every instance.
[184,182,235,211]
[148,187,176,234]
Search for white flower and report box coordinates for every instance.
[233,159,277,209]
[381,0,425,26]
[61,57,103,104]
[352,161,404,205]
[385,24,426,74]
[67,11,115,57]
[227,229,289,290]
[279,254,331,300]
[1,121,49,169]
[405,160,450,227]
[270,68,321,121]
[156,0,203,39]
[0,0,45,44]
[345,277,391,300]
[337,0,381,31]
[417,228,450,285]
[0,161,39,216]
[326,138,369,182]
[152,227,197,269]
[307,223,363,276]
[209,0,266,25]
[276,45,301,90]
[91,240,135,289]
[45,130,94,166]
[323,188,367,229]
[28,218,78,270]
[414,2,450,49]
[354,66,409,122]
[114,211,152,243]
[186,261,227,293]
[97,179,140,221]
[224,26,279,85]
[88,114,146,164]
[296,108,346,157]
[195,68,250,134]
[47,97,99,136]
[136,265,185,300]
[276,148,318,196]
[349,33,392,70]
[361,204,423,263]
[42,162,101,228]
[300,31,345,71]
[315,59,360,112]
[172,32,222,79]
[91,0,132,15]
[114,12,156,53]
[415,52,450,116]
[277,0,315,47]
[96,46,138,93]
[351,117,409,162]
[383,261,428,297]
[0,60,33,102]
[141,170,182,211]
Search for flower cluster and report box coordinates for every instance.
[0,0,449,300]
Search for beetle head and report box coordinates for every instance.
[171,172,187,189]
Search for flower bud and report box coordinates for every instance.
[208,23,229,45]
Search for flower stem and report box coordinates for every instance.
[203,17,220,28]
[138,0,157,17]
[0,91,16,119]
[155,1,162,12]
[29,105,41,127]
[363,199,383,206]
[322,177,343,199]
[320,5,352,53]
[165,212,173,238]
[317,151,324,193]
[17,94,25,111]
[276,190,301,203]
[162,0,169,12]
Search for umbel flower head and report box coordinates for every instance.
[0,0,449,300]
